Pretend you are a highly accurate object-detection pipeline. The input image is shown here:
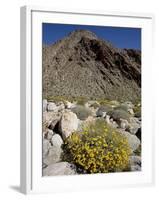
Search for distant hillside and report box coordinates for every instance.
[42,30,141,102]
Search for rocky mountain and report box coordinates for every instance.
[42,30,141,102]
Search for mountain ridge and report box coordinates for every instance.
[42,30,141,102]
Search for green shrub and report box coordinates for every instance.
[46,96,89,105]
[76,97,88,106]
[96,105,113,117]
[90,102,100,109]
[71,105,92,120]
[98,99,113,106]
[107,109,130,122]
[62,120,131,173]
[47,96,73,103]
[114,105,128,112]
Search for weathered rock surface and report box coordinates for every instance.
[59,111,78,139]
[43,99,48,112]
[127,117,141,135]
[43,146,63,166]
[43,129,54,140]
[56,103,65,112]
[77,116,96,132]
[43,162,77,176]
[65,101,75,109]
[51,134,63,147]
[127,123,140,135]
[47,102,57,112]
[119,130,140,153]
[129,156,141,171]
[43,111,61,131]
[42,139,51,158]
[119,119,129,130]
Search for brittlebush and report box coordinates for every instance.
[62,120,131,173]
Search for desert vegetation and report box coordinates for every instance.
[42,97,141,176]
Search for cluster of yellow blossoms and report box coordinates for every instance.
[63,120,131,174]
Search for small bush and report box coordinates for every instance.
[46,96,89,105]
[114,105,128,112]
[96,105,113,117]
[98,99,112,106]
[76,97,88,106]
[71,105,92,120]
[107,109,130,122]
[90,102,100,109]
[47,96,72,103]
[62,120,131,173]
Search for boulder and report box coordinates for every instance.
[129,117,141,124]
[105,115,110,124]
[109,121,118,129]
[127,117,141,135]
[131,165,141,171]
[42,139,51,158]
[43,111,61,130]
[43,99,48,112]
[43,146,63,166]
[57,103,65,111]
[51,134,63,147]
[65,101,73,109]
[119,130,140,153]
[43,162,77,176]
[129,156,141,171]
[77,116,96,132]
[49,117,61,131]
[119,119,129,130]
[47,102,57,112]
[59,111,78,139]
[44,129,54,140]
[127,123,140,135]
[83,116,96,125]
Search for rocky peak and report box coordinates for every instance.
[43,30,141,102]
[68,29,98,40]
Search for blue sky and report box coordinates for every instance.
[42,23,141,50]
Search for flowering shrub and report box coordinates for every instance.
[62,120,131,173]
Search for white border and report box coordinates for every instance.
[20,6,154,194]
